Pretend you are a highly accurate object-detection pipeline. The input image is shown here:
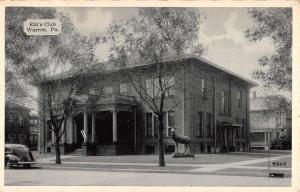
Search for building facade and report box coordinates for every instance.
[5,102,31,146]
[249,93,292,150]
[37,55,256,155]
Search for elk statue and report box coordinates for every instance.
[169,126,194,157]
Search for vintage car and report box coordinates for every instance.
[5,144,36,169]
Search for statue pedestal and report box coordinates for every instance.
[173,152,195,158]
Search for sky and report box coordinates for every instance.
[61,7,276,97]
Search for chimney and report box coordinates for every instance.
[253,91,256,98]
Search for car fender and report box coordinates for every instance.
[5,154,20,162]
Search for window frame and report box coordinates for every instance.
[120,83,129,95]
[237,90,242,108]
[201,78,207,99]
[166,111,175,136]
[103,86,113,95]
[197,111,204,137]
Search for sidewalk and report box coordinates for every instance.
[34,152,291,177]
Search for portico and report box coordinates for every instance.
[61,94,137,155]
[219,123,243,152]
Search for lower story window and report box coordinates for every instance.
[146,113,153,137]
[166,111,175,136]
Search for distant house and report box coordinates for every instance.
[37,55,257,155]
[29,116,39,150]
[5,102,30,146]
[249,92,291,150]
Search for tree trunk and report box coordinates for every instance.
[55,137,61,164]
[158,114,165,167]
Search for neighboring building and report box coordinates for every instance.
[5,102,30,146]
[249,93,292,150]
[29,116,39,150]
[37,55,257,155]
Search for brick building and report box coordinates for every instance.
[37,55,257,155]
[5,102,31,146]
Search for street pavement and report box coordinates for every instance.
[34,152,291,177]
[4,151,292,186]
[4,169,291,186]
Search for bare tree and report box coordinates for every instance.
[5,7,101,164]
[106,8,206,166]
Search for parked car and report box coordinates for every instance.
[5,143,36,169]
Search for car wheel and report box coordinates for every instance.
[5,160,12,169]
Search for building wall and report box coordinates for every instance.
[5,104,30,147]
[184,60,249,153]
[38,59,253,154]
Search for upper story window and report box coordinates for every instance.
[165,76,175,96]
[201,79,207,98]
[146,76,174,98]
[120,83,128,95]
[219,91,229,115]
[103,86,113,95]
[237,90,242,108]
[146,79,154,98]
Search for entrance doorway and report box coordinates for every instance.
[74,114,84,146]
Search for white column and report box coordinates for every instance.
[113,110,117,142]
[92,113,96,143]
[84,112,88,143]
